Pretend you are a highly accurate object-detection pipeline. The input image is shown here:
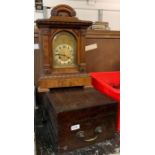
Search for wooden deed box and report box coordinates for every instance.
[40,87,118,153]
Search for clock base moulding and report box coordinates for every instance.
[37,73,92,92]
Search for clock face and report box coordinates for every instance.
[55,44,74,65]
[53,31,77,68]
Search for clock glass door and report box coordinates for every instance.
[53,31,77,68]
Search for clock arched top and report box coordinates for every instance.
[51,29,78,42]
[36,4,92,29]
[51,4,76,17]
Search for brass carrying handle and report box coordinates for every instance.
[83,135,98,142]
[76,126,103,142]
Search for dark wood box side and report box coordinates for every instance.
[57,105,117,152]
[43,89,118,153]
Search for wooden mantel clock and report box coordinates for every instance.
[36,4,92,91]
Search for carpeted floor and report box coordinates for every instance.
[34,105,120,155]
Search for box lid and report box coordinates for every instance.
[46,87,117,113]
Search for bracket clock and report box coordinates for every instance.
[36,4,92,91]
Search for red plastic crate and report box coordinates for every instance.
[90,71,120,132]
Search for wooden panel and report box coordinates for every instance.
[86,30,120,72]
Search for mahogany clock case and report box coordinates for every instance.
[36,5,92,89]
[36,87,118,153]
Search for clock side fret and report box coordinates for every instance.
[41,29,51,74]
[79,29,87,72]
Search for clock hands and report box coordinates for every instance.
[55,45,73,64]
[55,53,71,59]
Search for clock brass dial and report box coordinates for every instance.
[53,31,77,68]
[55,44,73,65]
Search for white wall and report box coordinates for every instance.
[34,0,120,30]
[102,10,120,30]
